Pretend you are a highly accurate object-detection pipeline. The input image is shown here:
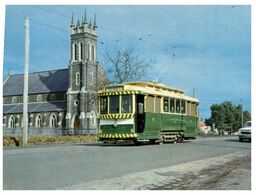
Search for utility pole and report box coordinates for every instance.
[23,16,30,146]
[240,98,243,128]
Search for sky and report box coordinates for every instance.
[2,5,251,120]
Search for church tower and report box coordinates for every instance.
[66,11,99,134]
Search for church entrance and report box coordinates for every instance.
[74,115,80,130]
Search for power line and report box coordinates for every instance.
[6,11,69,43]
[145,6,237,41]
[5,6,249,73]
[7,5,244,53]
[7,11,69,34]
[31,5,70,19]
[5,13,70,72]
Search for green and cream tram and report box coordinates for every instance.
[98,81,199,143]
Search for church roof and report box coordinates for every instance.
[3,101,67,114]
[3,68,69,96]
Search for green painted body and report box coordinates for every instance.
[99,112,198,141]
[100,124,133,134]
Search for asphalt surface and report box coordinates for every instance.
[3,136,251,190]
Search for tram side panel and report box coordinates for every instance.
[184,115,198,139]
[142,112,161,140]
[160,113,186,132]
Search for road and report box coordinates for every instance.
[3,136,251,190]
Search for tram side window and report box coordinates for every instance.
[170,98,175,113]
[163,97,169,112]
[146,96,155,113]
[181,100,186,114]
[100,96,108,114]
[155,97,161,113]
[121,95,132,113]
[187,101,191,115]
[109,95,120,114]
[191,103,195,116]
[176,99,181,113]
[195,104,198,116]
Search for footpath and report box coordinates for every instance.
[62,151,251,190]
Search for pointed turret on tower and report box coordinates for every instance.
[76,19,80,28]
[83,9,88,24]
[93,14,97,29]
[70,13,75,27]
[88,18,92,29]
[70,12,97,35]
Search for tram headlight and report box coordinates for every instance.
[113,120,118,127]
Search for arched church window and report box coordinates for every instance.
[91,45,95,61]
[87,44,90,60]
[3,115,6,127]
[8,115,15,128]
[80,42,84,60]
[50,94,55,101]
[90,72,94,83]
[37,94,43,102]
[35,114,42,128]
[91,112,96,126]
[49,113,58,128]
[15,116,19,127]
[12,96,17,104]
[74,43,79,61]
[76,72,80,85]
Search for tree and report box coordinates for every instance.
[97,63,109,90]
[205,101,251,131]
[106,48,150,84]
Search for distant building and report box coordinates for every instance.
[3,12,107,136]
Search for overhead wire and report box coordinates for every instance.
[5,11,70,73]
[5,6,249,83]
[6,5,241,54]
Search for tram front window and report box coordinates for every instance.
[109,95,120,114]
[121,95,132,113]
[100,96,108,114]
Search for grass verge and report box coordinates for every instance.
[3,135,99,147]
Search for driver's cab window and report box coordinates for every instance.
[136,95,144,114]
[138,102,144,114]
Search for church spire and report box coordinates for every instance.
[83,9,88,24]
[93,13,97,29]
[70,13,74,27]
[77,19,80,28]
[89,18,92,29]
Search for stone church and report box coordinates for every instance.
[3,13,106,136]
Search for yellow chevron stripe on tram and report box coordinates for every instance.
[98,90,140,96]
[99,133,138,139]
[100,113,136,119]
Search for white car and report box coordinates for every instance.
[238,121,251,142]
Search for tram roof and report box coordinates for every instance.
[98,81,199,103]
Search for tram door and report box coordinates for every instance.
[136,95,145,133]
